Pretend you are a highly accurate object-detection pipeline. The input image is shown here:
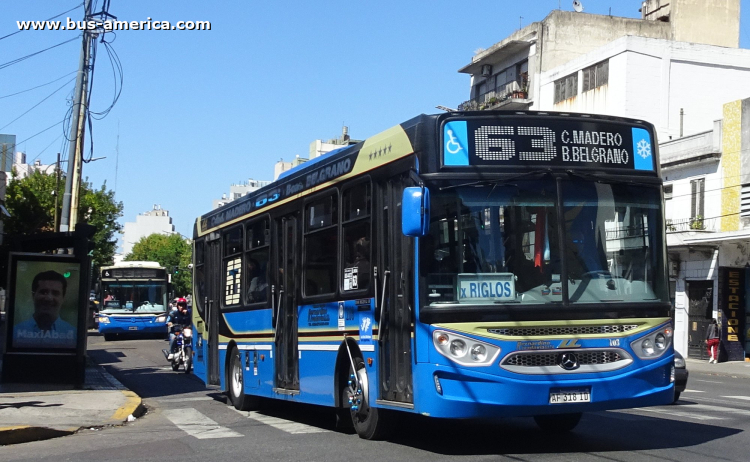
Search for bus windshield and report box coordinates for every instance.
[100,282,168,313]
[422,179,667,306]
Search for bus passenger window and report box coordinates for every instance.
[305,194,338,296]
[342,182,371,292]
[246,218,270,304]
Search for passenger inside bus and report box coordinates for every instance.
[247,258,268,302]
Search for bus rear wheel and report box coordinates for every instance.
[342,356,391,440]
[227,347,261,411]
[533,413,582,432]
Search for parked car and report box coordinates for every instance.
[673,350,689,403]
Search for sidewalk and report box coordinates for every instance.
[0,360,144,445]
[685,356,750,379]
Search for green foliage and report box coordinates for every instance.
[5,169,123,270]
[125,233,193,296]
[4,169,60,234]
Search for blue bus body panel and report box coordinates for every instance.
[220,315,673,420]
[412,356,673,419]
[98,315,168,336]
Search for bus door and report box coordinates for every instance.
[274,214,300,392]
[205,238,222,385]
[377,176,414,404]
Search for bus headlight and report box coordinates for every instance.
[98,316,110,324]
[450,339,467,357]
[433,330,500,366]
[630,323,673,359]
[156,316,167,323]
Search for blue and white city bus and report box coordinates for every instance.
[191,110,672,439]
[97,261,170,340]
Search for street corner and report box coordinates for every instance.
[0,425,77,446]
[109,390,145,424]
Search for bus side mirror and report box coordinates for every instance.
[402,186,430,237]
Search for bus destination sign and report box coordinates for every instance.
[442,118,654,172]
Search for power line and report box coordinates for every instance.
[0,70,77,100]
[13,120,66,147]
[0,35,80,71]
[0,77,76,131]
[0,2,84,42]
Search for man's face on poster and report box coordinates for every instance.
[32,279,65,325]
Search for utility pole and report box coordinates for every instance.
[60,0,93,233]
[54,152,61,232]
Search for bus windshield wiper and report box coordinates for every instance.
[440,170,552,191]
[565,170,639,185]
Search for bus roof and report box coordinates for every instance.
[194,110,658,237]
[100,261,164,271]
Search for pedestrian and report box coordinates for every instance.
[705,318,720,363]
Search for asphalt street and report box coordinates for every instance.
[2,334,750,461]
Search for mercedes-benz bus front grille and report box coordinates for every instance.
[499,349,632,374]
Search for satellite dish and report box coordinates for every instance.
[573,0,584,12]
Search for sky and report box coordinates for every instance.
[3,0,750,249]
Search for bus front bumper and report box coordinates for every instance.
[98,320,168,335]
[417,357,674,419]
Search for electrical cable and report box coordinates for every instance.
[15,120,65,146]
[0,35,80,70]
[0,77,76,131]
[0,2,83,42]
[0,70,77,100]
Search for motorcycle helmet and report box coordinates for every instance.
[176,297,188,308]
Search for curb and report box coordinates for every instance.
[0,386,144,446]
[109,390,145,423]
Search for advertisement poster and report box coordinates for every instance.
[10,257,80,350]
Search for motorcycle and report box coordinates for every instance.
[162,325,193,373]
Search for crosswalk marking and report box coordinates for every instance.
[683,389,705,393]
[232,408,329,434]
[688,403,750,417]
[723,396,750,401]
[631,407,725,421]
[163,408,243,439]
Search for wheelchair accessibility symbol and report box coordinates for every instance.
[446,130,463,154]
[443,121,469,166]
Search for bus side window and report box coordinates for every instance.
[246,218,270,304]
[305,193,338,296]
[342,181,371,292]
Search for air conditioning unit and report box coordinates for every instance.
[480,64,492,77]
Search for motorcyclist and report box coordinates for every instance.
[167,298,191,360]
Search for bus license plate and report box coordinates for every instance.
[549,389,590,404]
[128,326,138,331]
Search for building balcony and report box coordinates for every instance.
[666,216,715,233]
[458,84,531,112]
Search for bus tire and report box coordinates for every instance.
[533,413,582,432]
[228,347,261,411]
[343,356,392,440]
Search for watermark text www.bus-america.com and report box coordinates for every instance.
[18,17,211,31]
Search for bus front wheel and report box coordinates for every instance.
[533,413,582,432]
[342,356,391,440]
[227,347,261,411]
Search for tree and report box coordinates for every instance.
[4,169,124,270]
[125,233,192,296]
